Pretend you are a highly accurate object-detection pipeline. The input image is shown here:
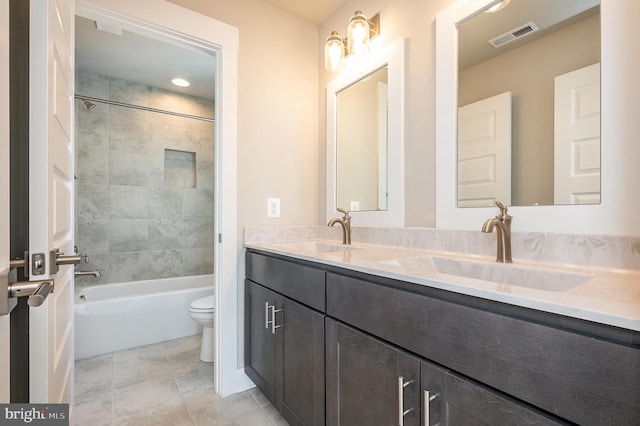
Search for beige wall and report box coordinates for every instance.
[459,14,600,206]
[169,0,640,234]
[168,0,320,231]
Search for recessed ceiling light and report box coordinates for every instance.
[172,78,190,87]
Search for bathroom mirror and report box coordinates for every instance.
[336,66,388,212]
[327,38,405,227]
[436,0,624,234]
[456,0,600,207]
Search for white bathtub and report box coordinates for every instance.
[74,275,214,360]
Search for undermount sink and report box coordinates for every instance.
[272,241,356,254]
[382,256,592,292]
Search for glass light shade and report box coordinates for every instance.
[347,11,370,55]
[325,31,345,72]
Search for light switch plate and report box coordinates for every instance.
[350,201,360,211]
[267,198,280,218]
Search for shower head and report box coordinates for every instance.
[83,100,96,111]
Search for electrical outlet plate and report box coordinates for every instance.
[267,198,280,218]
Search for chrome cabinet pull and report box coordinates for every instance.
[423,389,439,426]
[424,390,430,426]
[398,376,414,426]
[265,302,271,329]
[270,305,283,334]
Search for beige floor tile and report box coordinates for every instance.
[112,343,174,389]
[248,387,270,408]
[225,407,276,426]
[112,376,186,422]
[73,393,112,426]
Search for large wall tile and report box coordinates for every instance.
[109,115,149,153]
[76,106,109,150]
[183,189,214,218]
[196,161,214,191]
[77,219,110,255]
[76,148,108,185]
[149,188,183,219]
[147,250,184,279]
[181,247,214,276]
[109,219,149,253]
[109,152,150,186]
[76,184,109,220]
[182,219,214,249]
[109,78,149,107]
[75,254,110,287]
[76,70,109,98]
[149,219,184,250]
[109,186,149,219]
[108,252,152,283]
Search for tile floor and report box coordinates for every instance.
[74,335,288,425]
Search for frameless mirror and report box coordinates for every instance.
[336,66,388,212]
[326,39,405,227]
[456,0,600,207]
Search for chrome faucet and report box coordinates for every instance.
[327,207,352,245]
[481,200,513,263]
[74,270,101,278]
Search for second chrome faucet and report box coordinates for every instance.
[328,208,351,245]
[482,200,512,263]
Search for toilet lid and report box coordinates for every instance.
[190,295,215,310]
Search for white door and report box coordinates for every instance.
[457,92,512,207]
[29,0,75,405]
[554,63,601,204]
[0,0,10,403]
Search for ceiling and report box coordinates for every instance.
[262,0,349,24]
[459,0,600,70]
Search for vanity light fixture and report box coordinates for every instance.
[324,10,380,72]
[484,0,511,13]
[171,78,190,87]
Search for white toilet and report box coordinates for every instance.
[189,295,215,362]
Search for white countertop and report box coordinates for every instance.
[246,239,640,332]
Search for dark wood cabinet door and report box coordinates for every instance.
[276,296,325,426]
[244,280,278,402]
[446,372,566,426]
[326,319,421,426]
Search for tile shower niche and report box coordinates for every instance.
[165,149,197,188]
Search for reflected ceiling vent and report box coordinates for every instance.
[488,21,540,48]
[95,20,122,36]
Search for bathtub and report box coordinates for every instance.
[74,275,214,360]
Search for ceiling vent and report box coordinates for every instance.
[488,21,540,48]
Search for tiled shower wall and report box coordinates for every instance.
[74,70,215,288]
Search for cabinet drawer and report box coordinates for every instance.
[246,251,326,312]
[327,272,640,425]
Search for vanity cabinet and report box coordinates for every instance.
[245,250,640,426]
[245,253,326,426]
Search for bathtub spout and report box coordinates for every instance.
[75,270,101,278]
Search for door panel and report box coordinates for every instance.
[554,63,601,204]
[458,91,512,207]
[244,280,277,402]
[277,296,325,425]
[28,0,75,404]
[326,319,421,426]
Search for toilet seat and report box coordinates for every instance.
[189,295,215,313]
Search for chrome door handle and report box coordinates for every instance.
[8,279,54,308]
[398,376,415,426]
